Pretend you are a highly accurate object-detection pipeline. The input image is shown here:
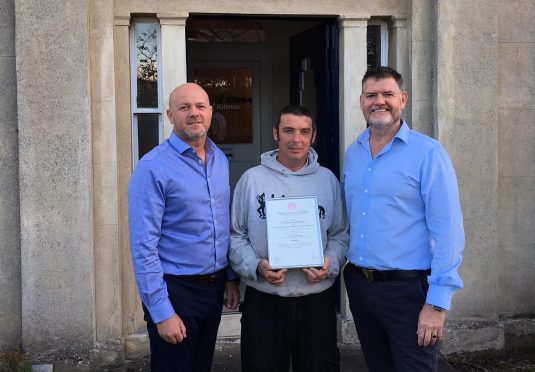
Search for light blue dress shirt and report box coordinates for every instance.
[342,121,464,309]
[128,132,232,323]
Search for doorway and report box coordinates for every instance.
[186,15,340,338]
[187,45,272,190]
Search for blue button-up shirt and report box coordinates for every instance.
[342,121,464,309]
[128,132,232,323]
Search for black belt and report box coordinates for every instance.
[169,269,225,285]
[350,263,430,283]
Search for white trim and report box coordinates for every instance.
[131,115,139,168]
[130,20,138,167]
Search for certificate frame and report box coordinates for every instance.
[265,196,324,269]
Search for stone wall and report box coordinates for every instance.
[0,0,21,352]
[496,0,535,316]
[15,0,94,354]
[436,0,500,319]
[1,0,534,359]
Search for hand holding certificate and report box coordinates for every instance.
[265,196,324,269]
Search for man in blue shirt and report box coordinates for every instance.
[128,83,240,372]
[342,66,464,371]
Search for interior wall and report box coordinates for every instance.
[260,19,320,150]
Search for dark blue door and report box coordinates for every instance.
[290,21,340,177]
[290,22,342,310]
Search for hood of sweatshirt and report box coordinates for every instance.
[260,148,320,176]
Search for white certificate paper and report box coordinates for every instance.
[265,196,324,269]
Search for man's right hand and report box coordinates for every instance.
[257,259,288,285]
[156,314,187,344]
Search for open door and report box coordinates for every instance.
[290,22,342,310]
[290,21,340,177]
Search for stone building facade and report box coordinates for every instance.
[1,0,534,362]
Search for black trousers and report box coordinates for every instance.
[240,285,340,372]
[143,273,226,372]
[344,263,439,372]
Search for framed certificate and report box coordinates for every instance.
[265,196,324,269]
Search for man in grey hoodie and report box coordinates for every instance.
[229,105,348,372]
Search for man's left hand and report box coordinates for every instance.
[417,303,446,347]
[224,281,240,310]
[302,256,331,283]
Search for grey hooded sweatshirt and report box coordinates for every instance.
[229,149,348,297]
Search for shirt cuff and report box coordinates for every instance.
[426,283,454,310]
[148,298,175,324]
[245,256,261,281]
[225,266,240,281]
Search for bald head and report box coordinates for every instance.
[166,83,213,147]
[168,83,210,108]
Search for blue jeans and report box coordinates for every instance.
[344,263,439,372]
[143,273,226,372]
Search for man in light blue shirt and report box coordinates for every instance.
[128,83,239,372]
[342,67,464,372]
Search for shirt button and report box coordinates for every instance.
[359,257,363,261]
[364,189,368,193]
[360,234,364,238]
[362,212,366,216]
[368,168,372,172]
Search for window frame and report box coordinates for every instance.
[130,18,164,168]
[368,19,389,67]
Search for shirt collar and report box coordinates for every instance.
[169,131,215,156]
[357,119,411,145]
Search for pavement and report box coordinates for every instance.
[46,341,458,371]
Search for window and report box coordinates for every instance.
[367,20,388,68]
[130,19,163,167]
[186,19,266,43]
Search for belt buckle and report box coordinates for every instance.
[209,272,218,284]
[362,268,374,283]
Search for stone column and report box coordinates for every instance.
[436,0,500,353]
[158,13,188,139]
[410,0,437,137]
[15,0,94,354]
[114,17,152,356]
[338,16,369,159]
[390,16,411,124]
[337,16,368,344]
[0,0,21,351]
[90,0,122,361]
[112,14,143,341]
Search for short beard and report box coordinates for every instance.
[184,129,207,142]
[367,118,395,130]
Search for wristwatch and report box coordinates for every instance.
[432,305,446,312]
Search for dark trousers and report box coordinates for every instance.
[344,263,439,372]
[240,286,340,372]
[143,273,226,372]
